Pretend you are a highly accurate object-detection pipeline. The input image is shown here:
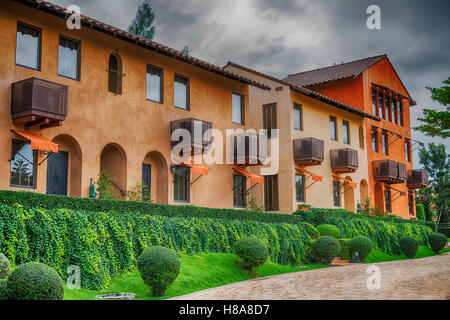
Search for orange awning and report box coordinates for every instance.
[296,167,323,182]
[333,175,357,188]
[12,130,58,153]
[233,168,264,184]
[177,160,209,176]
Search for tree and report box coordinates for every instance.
[414,78,450,139]
[127,0,156,40]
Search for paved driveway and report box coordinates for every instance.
[172,253,450,300]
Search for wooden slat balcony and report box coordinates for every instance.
[372,160,407,184]
[293,137,324,166]
[407,169,429,189]
[230,133,267,166]
[330,148,358,173]
[11,78,68,129]
[170,118,212,155]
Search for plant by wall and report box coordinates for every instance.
[95,170,121,200]
[246,189,264,213]
[126,182,153,202]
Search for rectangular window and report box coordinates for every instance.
[386,94,392,122]
[382,132,388,155]
[263,103,277,139]
[333,181,341,207]
[296,174,305,203]
[174,166,189,202]
[385,190,391,213]
[371,88,378,116]
[146,65,163,103]
[393,97,398,124]
[294,103,302,130]
[398,100,404,126]
[371,129,378,153]
[264,175,279,211]
[174,74,189,110]
[343,120,350,144]
[58,36,80,80]
[359,126,365,149]
[330,116,337,141]
[10,140,36,188]
[233,175,246,208]
[408,194,414,216]
[378,91,385,119]
[15,22,41,70]
[405,139,411,162]
[232,93,244,125]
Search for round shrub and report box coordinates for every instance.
[399,236,419,258]
[301,222,319,239]
[429,233,447,253]
[6,262,64,300]
[137,246,180,297]
[338,239,351,261]
[313,236,341,264]
[317,224,340,239]
[234,237,269,269]
[349,236,373,262]
[0,253,10,279]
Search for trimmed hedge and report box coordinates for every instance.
[295,208,433,255]
[234,237,269,268]
[0,203,310,290]
[399,236,419,258]
[338,239,351,260]
[313,236,340,264]
[300,222,319,239]
[349,236,373,262]
[429,233,447,253]
[317,224,340,238]
[415,204,426,221]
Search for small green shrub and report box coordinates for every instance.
[0,253,10,279]
[338,239,351,260]
[313,236,341,264]
[6,262,64,300]
[349,236,373,262]
[137,247,180,297]
[429,233,447,253]
[0,280,6,300]
[317,224,340,239]
[300,222,319,239]
[415,204,426,221]
[234,237,269,269]
[399,236,419,258]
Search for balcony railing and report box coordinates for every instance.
[11,78,68,129]
[372,160,407,184]
[330,148,358,173]
[293,137,324,166]
[170,118,212,155]
[230,133,267,166]
[407,169,429,189]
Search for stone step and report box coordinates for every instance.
[332,257,351,266]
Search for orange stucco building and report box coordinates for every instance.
[0,0,426,218]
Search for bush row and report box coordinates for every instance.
[0,203,310,290]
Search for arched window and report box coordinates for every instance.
[108,53,122,95]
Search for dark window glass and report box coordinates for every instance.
[108,54,122,95]
[58,36,80,80]
[333,181,341,207]
[174,74,189,110]
[378,91,384,119]
[386,95,392,122]
[343,120,350,144]
[16,23,40,70]
[263,103,277,139]
[371,129,378,153]
[264,175,279,211]
[405,140,411,162]
[147,65,163,103]
[385,190,391,213]
[174,166,189,202]
[398,100,404,126]
[233,175,246,208]
[296,174,305,203]
[232,93,244,125]
[393,97,398,124]
[294,103,302,130]
[382,133,388,155]
[330,116,337,141]
[408,194,414,216]
[371,88,378,116]
[10,140,36,188]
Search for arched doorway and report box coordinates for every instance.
[360,179,368,204]
[100,143,127,199]
[344,176,355,212]
[142,151,168,204]
[374,183,384,211]
[47,134,82,197]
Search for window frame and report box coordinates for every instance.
[342,120,350,145]
[146,64,164,104]
[329,116,338,141]
[408,194,414,216]
[371,129,379,153]
[405,139,411,162]
[9,139,37,189]
[263,103,277,139]
[333,181,341,207]
[293,103,303,131]
[378,90,385,119]
[398,100,404,126]
[371,87,378,117]
[232,93,245,125]
[174,73,190,111]
[15,21,42,71]
[382,132,389,156]
[108,53,123,95]
[233,174,247,208]
[264,174,279,212]
[386,94,392,122]
[173,165,190,203]
[385,189,392,213]
[57,34,81,81]
[295,174,305,203]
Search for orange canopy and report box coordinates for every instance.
[296,167,323,182]
[13,130,58,153]
[177,160,209,176]
[333,175,357,188]
[233,168,264,184]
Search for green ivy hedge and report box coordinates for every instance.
[0,203,310,290]
[295,209,433,255]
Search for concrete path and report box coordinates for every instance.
[172,253,450,300]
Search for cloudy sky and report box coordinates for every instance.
[52,0,449,166]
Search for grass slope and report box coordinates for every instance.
[365,245,450,263]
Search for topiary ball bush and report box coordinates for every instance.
[6,262,64,300]
[234,237,269,269]
[316,224,341,239]
[313,236,341,264]
[301,222,320,239]
[137,246,180,297]
[429,233,447,253]
[399,236,419,258]
[349,236,373,262]
[0,253,10,279]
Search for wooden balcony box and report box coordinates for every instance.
[330,148,358,173]
[407,169,429,189]
[293,137,324,166]
[230,133,267,166]
[11,78,68,129]
[372,160,407,184]
[170,118,212,154]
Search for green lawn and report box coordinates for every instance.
[63,253,326,300]
[365,245,450,263]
